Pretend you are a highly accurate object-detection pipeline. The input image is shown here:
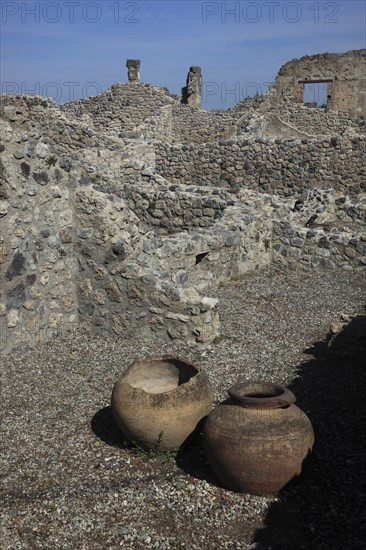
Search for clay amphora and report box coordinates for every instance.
[111,355,213,451]
[203,381,314,494]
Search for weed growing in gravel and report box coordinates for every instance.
[169,539,186,550]
[73,367,88,377]
[231,272,252,282]
[218,272,254,286]
[130,445,177,463]
[130,432,178,463]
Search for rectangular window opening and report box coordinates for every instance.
[303,82,330,109]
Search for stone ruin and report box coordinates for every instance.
[274,50,365,117]
[126,59,141,83]
[181,66,202,109]
[0,50,365,354]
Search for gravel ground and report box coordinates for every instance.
[1,266,365,550]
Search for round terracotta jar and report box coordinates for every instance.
[111,355,213,451]
[203,381,314,494]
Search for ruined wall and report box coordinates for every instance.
[1,49,365,354]
[171,106,237,144]
[275,50,366,117]
[0,96,78,353]
[1,94,272,353]
[155,134,366,195]
[73,179,273,347]
[263,104,364,138]
[271,189,366,269]
[60,83,177,138]
[121,179,233,229]
[60,66,364,144]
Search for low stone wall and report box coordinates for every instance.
[271,189,366,269]
[73,183,273,348]
[155,134,366,195]
[273,222,366,269]
[120,179,233,229]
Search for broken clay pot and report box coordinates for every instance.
[111,354,213,451]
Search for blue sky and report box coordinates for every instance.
[1,0,365,109]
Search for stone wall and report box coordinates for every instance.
[274,50,366,117]
[171,105,237,144]
[155,134,366,195]
[60,83,177,138]
[2,95,270,353]
[271,189,366,269]
[71,158,275,345]
[1,96,78,353]
[263,104,364,139]
[59,62,364,145]
[73,180,273,348]
[120,178,233,229]
[1,49,366,354]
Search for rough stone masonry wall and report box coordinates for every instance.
[71,154,276,346]
[264,104,364,138]
[0,96,78,353]
[155,134,366,195]
[120,177,234,229]
[2,94,271,353]
[60,71,364,145]
[270,189,366,270]
[111,81,361,144]
[60,176,366,350]
[1,50,366,355]
[60,83,250,145]
[60,83,177,139]
[171,105,237,144]
[274,50,366,117]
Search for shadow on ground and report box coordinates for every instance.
[174,432,220,486]
[90,316,366,549]
[253,314,366,550]
[92,405,219,483]
[91,406,129,448]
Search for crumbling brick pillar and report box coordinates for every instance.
[181,66,202,108]
[126,59,141,83]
